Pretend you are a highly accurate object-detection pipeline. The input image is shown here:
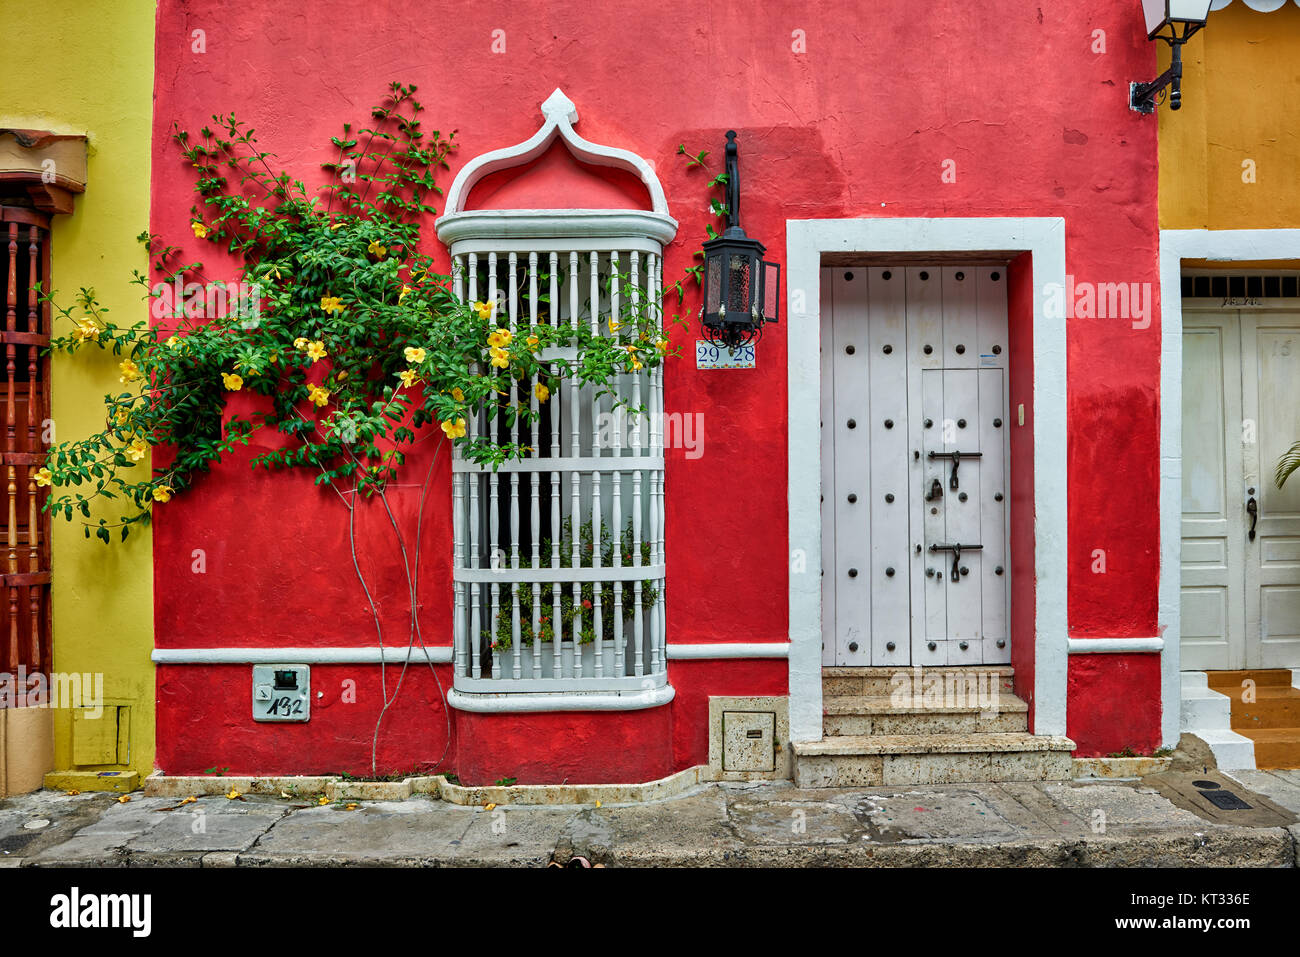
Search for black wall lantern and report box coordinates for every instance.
[1130,0,1212,114]
[700,131,779,351]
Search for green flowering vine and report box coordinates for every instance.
[39,82,678,541]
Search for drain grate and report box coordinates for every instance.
[1192,780,1220,789]
[1200,789,1253,811]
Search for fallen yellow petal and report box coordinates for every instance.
[226,789,242,800]
[595,800,602,808]
[318,795,329,806]
[65,790,80,796]
[117,795,131,804]
[485,802,496,811]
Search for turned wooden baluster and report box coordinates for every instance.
[6,220,18,672]
[27,225,40,672]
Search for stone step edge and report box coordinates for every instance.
[823,666,1014,678]
[138,765,708,806]
[792,733,1076,757]
[823,694,1029,715]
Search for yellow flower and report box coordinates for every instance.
[320,296,344,313]
[35,467,53,487]
[118,359,141,384]
[472,300,494,321]
[152,485,173,503]
[222,372,243,391]
[609,318,621,332]
[450,387,465,402]
[367,240,388,257]
[440,418,467,439]
[226,788,242,800]
[404,346,426,364]
[306,340,327,363]
[127,437,149,462]
[118,795,131,804]
[490,347,510,369]
[487,328,513,349]
[534,382,550,403]
[399,284,412,303]
[293,337,309,350]
[485,803,497,811]
[115,408,129,425]
[398,369,418,387]
[65,789,80,796]
[655,338,669,355]
[165,335,180,348]
[525,335,540,350]
[317,795,329,806]
[191,221,209,239]
[74,319,98,342]
[307,384,330,408]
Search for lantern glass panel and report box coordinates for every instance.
[761,260,781,323]
[727,253,753,315]
[705,253,722,315]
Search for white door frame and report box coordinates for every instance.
[1160,228,1300,747]
[787,217,1068,742]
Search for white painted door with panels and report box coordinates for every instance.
[821,265,1011,667]
[1181,306,1300,671]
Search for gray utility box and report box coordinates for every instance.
[252,664,310,722]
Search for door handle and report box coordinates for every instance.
[1247,495,1258,542]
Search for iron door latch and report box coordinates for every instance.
[929,542,983,582]
[928,450,983,491]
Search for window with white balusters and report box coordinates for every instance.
[449,245,668,694]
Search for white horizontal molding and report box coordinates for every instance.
[1211,0,1298,13]
[437,211,678,250]
[665,642,791,660]
[447,683,675,713]
[153,647,454,665]
[453,563,665,584]
[1067,637,1164,654]
[451,455,665,474]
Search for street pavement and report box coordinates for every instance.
[2,768,1298,867]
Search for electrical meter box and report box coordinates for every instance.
[252,664,310,722]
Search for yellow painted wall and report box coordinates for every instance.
[0,0,156,778]
[1160,5,1300,229]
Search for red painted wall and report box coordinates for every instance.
[1067,653,1162,757]
[150,0,1164,776]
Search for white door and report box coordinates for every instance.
[821,265,1010,667]
[1182,307,1300,670]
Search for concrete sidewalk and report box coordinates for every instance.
[2,770,1299,867]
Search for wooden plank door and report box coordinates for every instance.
[823,264,1009,667]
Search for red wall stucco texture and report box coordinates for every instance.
[150,0,1165,778]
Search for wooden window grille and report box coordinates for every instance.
[0,205,52,686]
